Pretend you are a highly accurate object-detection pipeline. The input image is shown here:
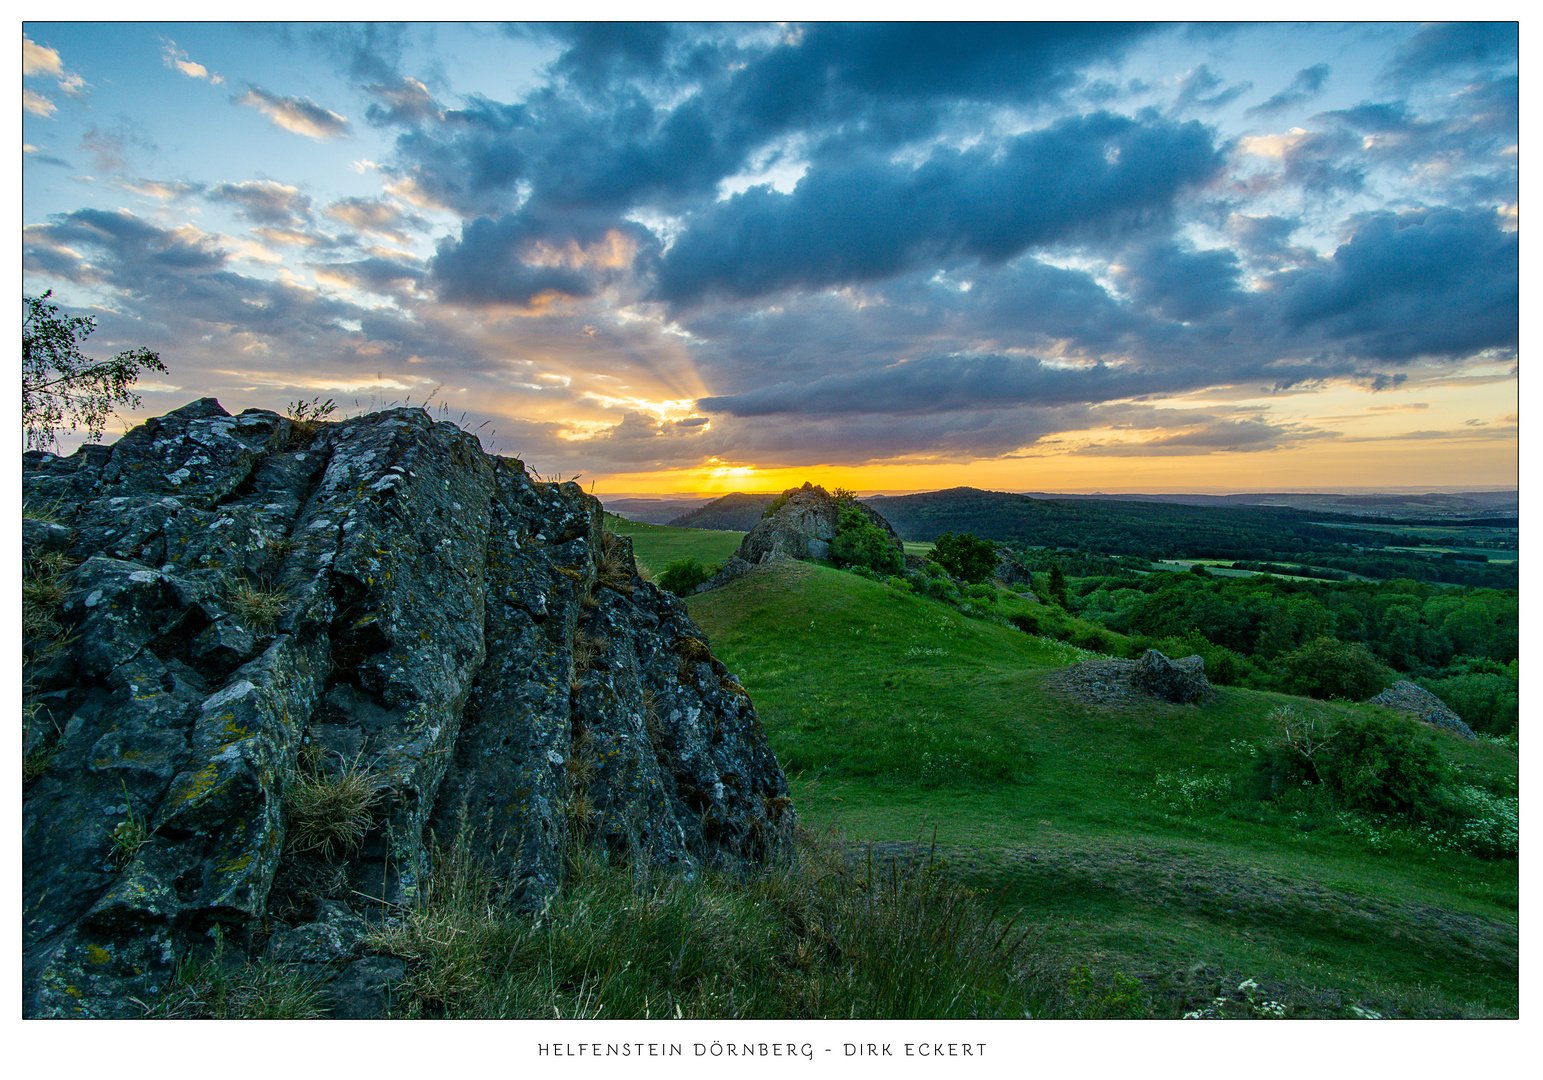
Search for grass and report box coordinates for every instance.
[684,553,1519,1017]
[372,824,1052,1019]
[604,514,743,579]
[221,574,292,634]
[285,757,382,860]
[137,927,329,1019]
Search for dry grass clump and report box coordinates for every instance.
[23,549,75,641]
[598,531,634,593]
[222,574,292,634]
[285,757,382,860]
[137,927,328,1019]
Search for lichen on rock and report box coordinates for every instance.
[21,399,794,1018]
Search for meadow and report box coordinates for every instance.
[613,519,1518,1018]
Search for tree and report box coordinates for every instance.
[1046,563,1070,609]
[830,506,903,576]
[929,531,998,584]
[22,291,166,451]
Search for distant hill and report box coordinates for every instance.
[1014,489,1518,520]
[857,486,1516,587]
[604,496,714,524]
[667,492,778,531]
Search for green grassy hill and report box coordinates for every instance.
[643,541,1521,1018]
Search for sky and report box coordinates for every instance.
[20,18,1520,497]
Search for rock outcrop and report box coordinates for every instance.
[703,482,904,587]
[1131,650,1215,704]
[21,399,794,1018]
[1367,681,1477,740]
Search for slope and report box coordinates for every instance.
[683,556,1518,1018]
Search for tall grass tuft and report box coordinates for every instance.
[371,826,1047,1019]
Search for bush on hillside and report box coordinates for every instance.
[1276,636,1396,701]
[831,506,903,576]
[657,557,716,597]
[1247,708,1453,822]
[929,532,999,584]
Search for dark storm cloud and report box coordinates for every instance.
[209,180,313,227]
[1382,22,1517,84]
[698,354,1177,418]
[386,22,1162,222]
[653,112,1225,306]
[1113,240,1245,322]
[1247,64,1330,116]
[1272,207,1517,361]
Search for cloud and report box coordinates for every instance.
[1272,207,1517,361]
[234,86,351,140]
[209,180,313,227]
[364,76,440,125]
[698,354,1181,418]
[116,178,205,203]
[653,112,1225,306]
[311,255,427,297]
[24,89,57,117]
[23,144,71,168]
[23,35,63,76]
[1113,239,1245,322]
[430,212,656,307]
[323,197,426,242]
[1247,63,1330,115]
[1172,65,1251,112]
[160,38,223,84]
[1382,22,1517,85]
[79,123,157,173]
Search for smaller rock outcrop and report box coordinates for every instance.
[992,549,1035,590]
[696,483,904,592]
[1132,650,1215,704]
[1367,681,1476,740]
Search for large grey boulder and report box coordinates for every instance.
[22,399,793,1018]
[1132,649,1215,704]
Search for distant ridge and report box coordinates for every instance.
[668,491,779,531]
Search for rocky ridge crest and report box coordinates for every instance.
[22,399,793,1018]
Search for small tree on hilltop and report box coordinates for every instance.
[929,531,998,584]
[22,291,167,451]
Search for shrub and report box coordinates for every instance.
[657,557,715,597]
[1277,636,1396,701]
[1246,708,1453,822]
[1317,715,1453,819]
[929,532,998,584]
[830,506,903,576]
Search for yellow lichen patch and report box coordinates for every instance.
[673,636,714,664]
[86,944,113,966]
